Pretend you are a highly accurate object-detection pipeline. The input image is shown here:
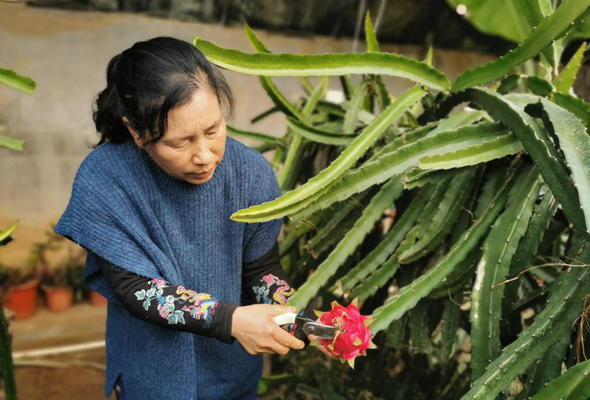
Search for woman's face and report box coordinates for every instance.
[124,88,227,185]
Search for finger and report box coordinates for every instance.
[272,327,305,350]
[268,305,298,316]
[269,341,291,355]
[316,344,338,359]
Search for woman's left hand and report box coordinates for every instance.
[306,317,338,359]
[307,333,338,359]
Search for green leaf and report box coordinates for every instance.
[350,179,451,300]
[404,167,470,190]
[565,10,590,41]
[0,135,25,151]
[503,189,558,318]
[552,42,587,94]
[286,178,405,310]
[424,46,434,67]
[529,359,590,400]
[0,221,19,246]
[343,82,368,133]
[452,0,590,92]
[525,76,555,97]
[553,93,590,127]
[332,184,434,295]
[259,76,306,121]
[463,87,588,236]
[305,191,371,259]
[226,125,286,146]
[516,326,572,400]
[446,0,532,43]
[418,133,523,170]
[409,299,432,353]
[278,133,306,191]
[435,108,487,131]
[193,38,451,91]
[0,67,36,94]
[244,23,270,53]
[305,190,371,252]
[440,292,463,360]
[230,86,426,223]
[459,235,590,400]
[251,106,280,124]
[297,121,510,218]
[470,164,541,380]
[286,117,354,145]
[369,162,525,334]
[497,74,522,95]
[302,77,329,119]
[398,168,477,263]
[278,77,330,189]
[537,99,590,236]
[364,11,380,52]
[244,24,306,122]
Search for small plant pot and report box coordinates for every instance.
[89,289,108,306]
[42,286,73,312]
[4,279,40,320]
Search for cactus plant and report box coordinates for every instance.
[194,1,590,397]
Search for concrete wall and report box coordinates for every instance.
[0,3,493,266]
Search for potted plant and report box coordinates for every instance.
[68,256,86,304]
[89,287,108,307]
[3,265,40,320]
[41,262,75,312]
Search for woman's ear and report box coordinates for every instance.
[122,116,143,148]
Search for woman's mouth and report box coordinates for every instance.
[188,169,213,178]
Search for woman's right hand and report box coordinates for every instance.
[231,304,305,355]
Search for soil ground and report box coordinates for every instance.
[10,303,114,400]
[8,302,284,400]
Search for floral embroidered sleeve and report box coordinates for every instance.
[243,241,316,321]
[96,256,238,344]
[243,241,296,306]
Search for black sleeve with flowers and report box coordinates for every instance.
[242,241,296,306]
[243,242,318,329]
[96,242,314,347]
[96,256,238,344]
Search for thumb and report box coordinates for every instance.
[268,305,298,316]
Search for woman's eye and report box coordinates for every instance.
[172,141,189,148]
[206,130,218,137]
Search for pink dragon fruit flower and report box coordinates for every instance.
[312,298,377,369]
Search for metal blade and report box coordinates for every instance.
[301,322,338,339]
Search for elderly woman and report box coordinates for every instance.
[55,36,323,400]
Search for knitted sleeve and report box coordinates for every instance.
[242,157,285,264]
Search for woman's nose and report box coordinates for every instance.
[191,142,213,166]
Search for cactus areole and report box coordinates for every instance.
[314,299,377,368]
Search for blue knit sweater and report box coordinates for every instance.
[54,136,284,399]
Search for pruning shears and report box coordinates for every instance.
[274,311,338,342]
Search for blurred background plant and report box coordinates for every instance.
[193,1,590,398]
[0,66,35,400]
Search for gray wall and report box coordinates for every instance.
[0,3,493,265]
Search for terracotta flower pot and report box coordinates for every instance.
[89,289,108,306]
[43,286,73,312]
[4,279,40,320]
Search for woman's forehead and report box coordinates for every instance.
[166,90,222,133]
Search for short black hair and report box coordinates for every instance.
[92,36,234,147]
